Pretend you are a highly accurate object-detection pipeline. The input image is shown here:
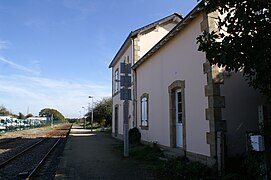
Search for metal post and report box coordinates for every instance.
[123,58,129,157]
[89,96,94,132]
[123,100,129,157]
[91,98,94,132]
[82,107,85,128]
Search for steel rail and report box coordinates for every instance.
[0,138,45,168]
[0,124,72,179]
[26,138,61,180]
[26,125,72,179]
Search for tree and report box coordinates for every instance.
[18,112,25,119]
[0,105,10,116]
[197,0,271,98]
[39,108,65,121]
[87,97,112,126]
[26,114,33,118]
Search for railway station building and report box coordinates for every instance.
[109,3,266,174]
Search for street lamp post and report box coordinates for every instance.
[88,96,94,132]
[82,106,85,128]
[78,111,81,124]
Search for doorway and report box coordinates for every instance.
[114,105,118,137]
[176,89,183,147]
[168,80,186,148]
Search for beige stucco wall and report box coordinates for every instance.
[136,14,210,157]
[137,22,178,61]
[112,21,179,137]
[220,72,264,156]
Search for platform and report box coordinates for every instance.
[54,125,154,180]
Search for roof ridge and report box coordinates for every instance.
[108,13,182,68]
[131,13,182,36]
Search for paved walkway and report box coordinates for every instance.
[54,125,154,180]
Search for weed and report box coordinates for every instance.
[157,156,212,179]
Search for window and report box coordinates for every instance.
[114,69,119,93]
[176,90,182,124]
[141,94,149,128]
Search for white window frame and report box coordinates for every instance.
[114,69,119,93]
[141,93,149,129]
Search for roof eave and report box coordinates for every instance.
[108,32,132,68]
[108,13,183,69]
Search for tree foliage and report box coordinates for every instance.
[39,108,65,121]
[87,97,112,126]
[0,105,10,116]
[197,0,271,98]
[18,112,25,119]
[26,114,33,118]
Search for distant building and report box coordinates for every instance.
[0,115,13,120]
[27,117,48,121]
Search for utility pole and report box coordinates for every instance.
[82,107,85,129]
[120,56,132,157]
[89,96,94,132]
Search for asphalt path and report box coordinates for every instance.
[54,125,155,180]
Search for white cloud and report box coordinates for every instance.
[0,74,111,118]
[0,40,10,50]
[59,0,98,24]
[23,18,48,31]
[0,57,40,76]
[62,0,97,15]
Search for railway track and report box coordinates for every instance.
[0,124,72,180]
[0,138,43,163]
[0,137,22,146]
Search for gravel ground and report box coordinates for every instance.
[32,138,68,180]
[0,126,52,139]
[0,138,42,163]
[0,124,71,180]
[0,138,60,179]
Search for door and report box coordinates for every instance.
[114,106,118,137]
[176,89,183,147]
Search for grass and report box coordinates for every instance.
[156,156,213,179]
[114,143,164,172]
[129,144,164,168]
[114,140,265,179]
[114,142,214,179]
[85,123,112,133]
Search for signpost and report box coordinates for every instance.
[120,57,132,157]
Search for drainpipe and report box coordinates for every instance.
[131,38,137,128]
[134,69,137,127]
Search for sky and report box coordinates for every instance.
[0,0,199,118]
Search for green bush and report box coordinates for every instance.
[224,152,265,179]
[129,127,141,144]
[129,144,163,162]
